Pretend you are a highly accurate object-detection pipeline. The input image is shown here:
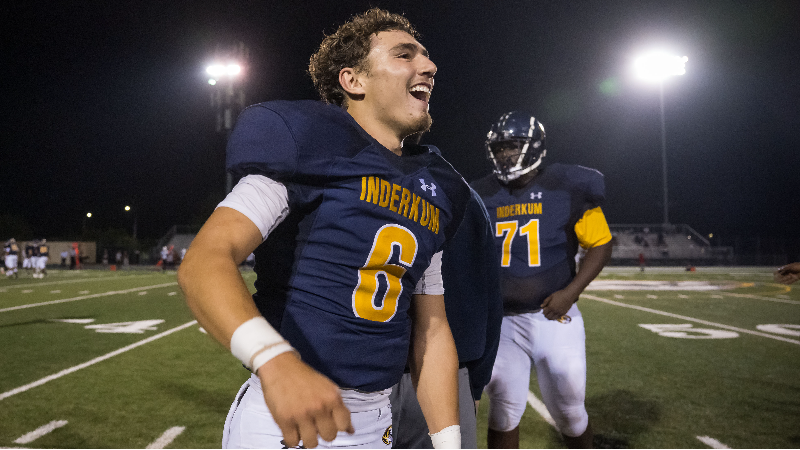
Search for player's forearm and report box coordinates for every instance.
[178,247,261,349]
[410,295,460,435]
[568,241,613,297]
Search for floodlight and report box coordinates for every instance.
[208,79,217,85]
[634,52,688,82]
[86,212,92,218]
[125,206,131,211]
[206,64,226,77]
[227,64,241,76]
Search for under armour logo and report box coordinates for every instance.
[419,179,437,196]
[531,192,542,200]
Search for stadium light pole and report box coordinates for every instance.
[206,42,249,193]
[124,205,137,240]
[633,52,688,226]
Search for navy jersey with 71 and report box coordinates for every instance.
[471,163,605,314]
[226,100,470,392]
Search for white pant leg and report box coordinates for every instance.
[5,255,17,273]
[531,304,589,437]
[225,374,392,449]
[36,256,48,270]
[485,315,534,432]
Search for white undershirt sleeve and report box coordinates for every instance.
[216,174,290,241]
[413,251,444,295]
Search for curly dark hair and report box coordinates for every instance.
[309,8,419,106]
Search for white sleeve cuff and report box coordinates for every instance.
[413,251,444,295]
[216,174,290,241]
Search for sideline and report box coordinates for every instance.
[582,294,800,345]
[0,320,197,401]
[0,283,178,313]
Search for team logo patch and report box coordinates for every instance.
[530,191,542,200]
[382,425,393,445]
[419,179,437,196]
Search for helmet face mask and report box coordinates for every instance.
[485,112,546,183]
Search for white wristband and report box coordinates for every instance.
[429,425,461,449]
[230,316,295,372]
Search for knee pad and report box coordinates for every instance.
[552,406,588,437]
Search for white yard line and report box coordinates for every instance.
[0,320,197,401]
[720,292,800,305]
[146,426,186,449]
[0,274,156,290]
[582,294,800,346]
[0,283,178,313]
[527,391,558,431]
[697,435,730,449]
[13,420,68,444]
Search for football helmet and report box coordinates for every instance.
[485,111,546,182]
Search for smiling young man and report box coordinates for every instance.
[178,9,469,449]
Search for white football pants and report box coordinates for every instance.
[223,373,392,449]
[485,303,589,437]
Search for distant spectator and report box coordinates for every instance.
[102,248,109,265]
[123,251,130,267]
[160,246,169,271]
[115,250,122,264]
[774,262,800,285]
[61,250,69,267]
[639,252,646,272]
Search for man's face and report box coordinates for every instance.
[490,140,525,172]
[358,30,437,139]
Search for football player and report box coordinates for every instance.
[472,112,613,449]
[178,8,469,449]
[4,238,20,278]
[22,241,35,274]
[34,239,49,278]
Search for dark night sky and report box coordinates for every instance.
[3,1,799,255]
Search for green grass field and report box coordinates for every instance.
[1,267,798,448]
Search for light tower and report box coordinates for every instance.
[633,51,688,226]
[207,42,249,193]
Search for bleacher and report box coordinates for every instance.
[610,224,734,266]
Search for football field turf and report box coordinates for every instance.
[1,267,798,448]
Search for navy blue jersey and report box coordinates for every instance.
[227,100,470,392]
[441,188,503,399]
[471,163,605,314]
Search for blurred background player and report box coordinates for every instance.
[4,238,20,278]
[34,239,49,278]
[472,112,613,449]
[23,240,35,275]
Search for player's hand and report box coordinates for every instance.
[541,289,577,321]
[256,352,354,448]
[774,262,800,285]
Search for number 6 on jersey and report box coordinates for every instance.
[496,219,541,267]
[353,224,418,322]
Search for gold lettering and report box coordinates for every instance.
[420,199,430,227]
[389,184,401,212]
[497,206,505,219]
[366,177,380,204]
[428,205,439,234]
[399,188,411,217]
[409,194,421,222]
[379,179,391,207]
[360,177,366,201]
[533,203,542,214]
[521,203,528,215]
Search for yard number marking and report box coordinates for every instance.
[639,324,739,339]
